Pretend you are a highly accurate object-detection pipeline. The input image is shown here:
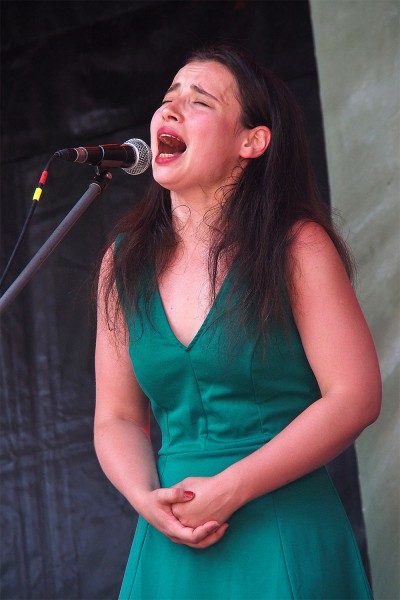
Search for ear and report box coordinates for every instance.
[240,126,271,159]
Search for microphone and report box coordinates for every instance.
[54,138,152,175]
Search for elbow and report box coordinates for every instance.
[93,418,106,457]
[93,414,105,439]
[333,378,382,438]
[358,377,382,429]
[93,416,117,458]
[365,386,382,426]
[362,352,383,426]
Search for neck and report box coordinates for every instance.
[170,190,222,247]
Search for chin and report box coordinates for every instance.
[152,174,174,192]
[152,168,182,190]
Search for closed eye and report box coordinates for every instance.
[160,97,211,107]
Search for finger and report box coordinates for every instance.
[165,518,220,544]
[191,523,230,548]
[169,519,222,545]
[171,523,229,549]
[190,521,222,543]
[157,487,195,505]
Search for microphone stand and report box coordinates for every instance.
[0,168,113,316]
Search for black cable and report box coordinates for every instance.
[0,154,56,290]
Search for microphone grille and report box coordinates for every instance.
[123,138,152,175]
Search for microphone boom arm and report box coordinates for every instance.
[0,169,113,315]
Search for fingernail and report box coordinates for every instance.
[183,490,194,499]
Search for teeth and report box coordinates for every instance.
[158,133,187,155]
[159,153,175,158]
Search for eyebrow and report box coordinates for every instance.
[165,83,221,103]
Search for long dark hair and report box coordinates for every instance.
[103,45,352,334]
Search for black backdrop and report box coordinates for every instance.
[1,2,370,599]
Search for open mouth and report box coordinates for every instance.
[158,133,187,158]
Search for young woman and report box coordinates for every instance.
[94,46,381,599]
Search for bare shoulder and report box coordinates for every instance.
[290,220,345,267]
[288,221,351,311]
[97,243,118,326]
[98,243,115,288]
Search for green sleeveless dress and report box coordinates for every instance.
[119,271,373,600]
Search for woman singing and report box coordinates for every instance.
[94,46,381,599]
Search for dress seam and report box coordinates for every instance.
[187,353,209,450]
[122,521,150,600]
[271,492,296,600]
[250,336,269,436]
[324,471,373,596]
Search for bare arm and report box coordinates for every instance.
[94,248,228,547]
[172,222,382,527]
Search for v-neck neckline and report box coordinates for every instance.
[155,271,231,351]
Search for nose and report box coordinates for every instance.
[161,101,182,122]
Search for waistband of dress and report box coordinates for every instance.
[157,437,274,459]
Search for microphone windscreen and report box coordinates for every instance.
[123,139,152,175]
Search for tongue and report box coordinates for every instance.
[170,139,186,153]
[159,135,186,155]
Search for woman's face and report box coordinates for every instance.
[150,60,249,198]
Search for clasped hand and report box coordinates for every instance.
[143,476,232,549]
[171,476,233,529]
